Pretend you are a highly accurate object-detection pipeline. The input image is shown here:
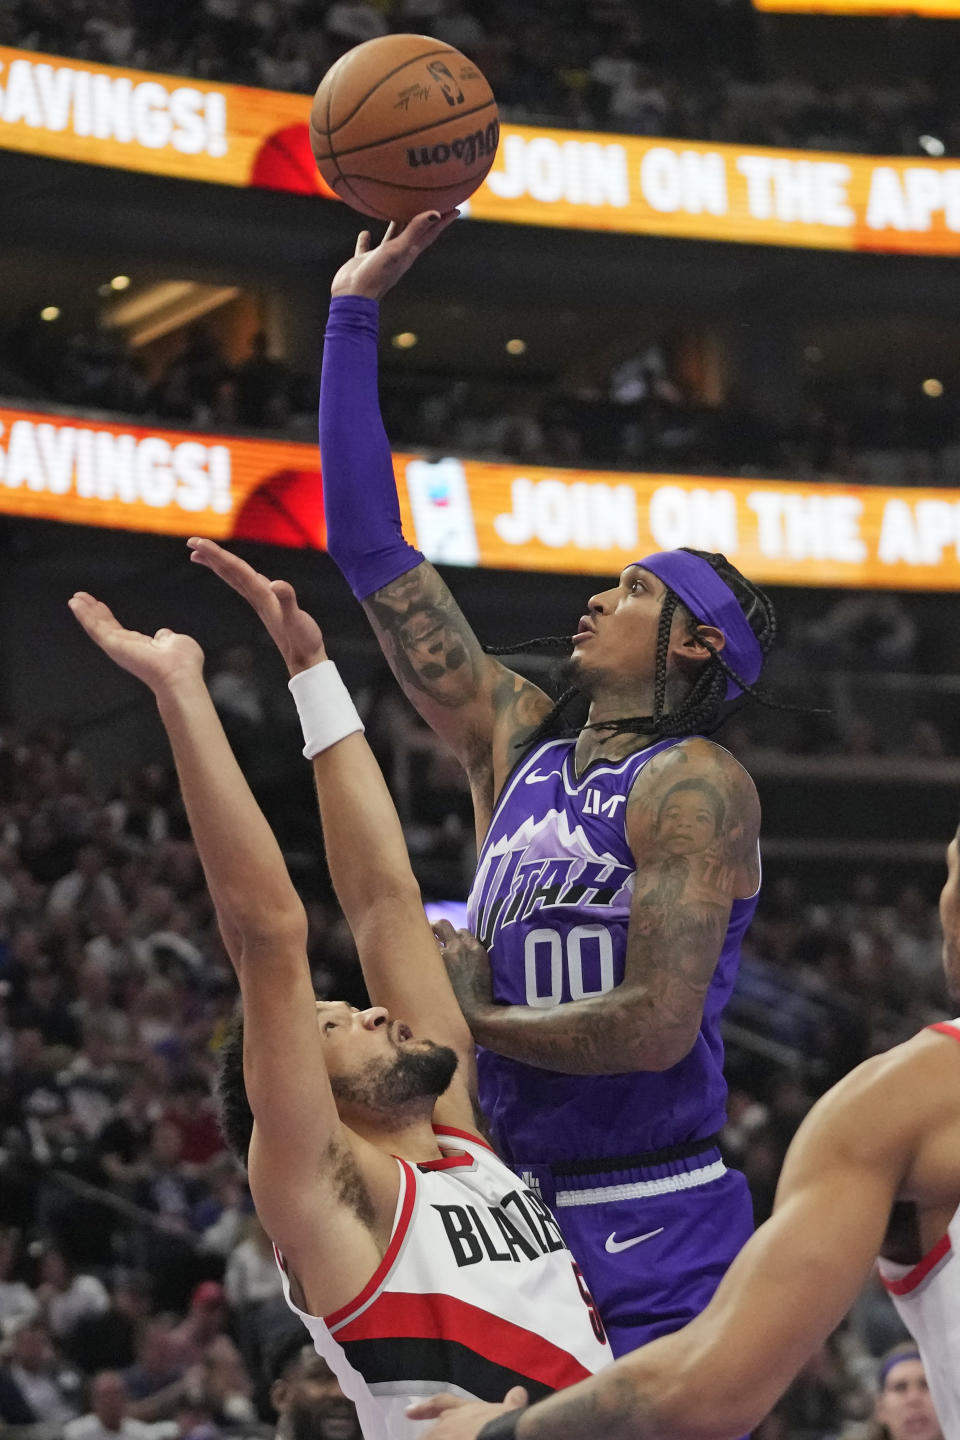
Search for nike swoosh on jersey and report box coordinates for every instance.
[604,1227,665,1253]
[524,769,562,784]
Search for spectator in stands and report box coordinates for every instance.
[59,1018,124,1139]
[163,1072,225,1167]
[48,844,122,920]
[851,1343,945,1440]
[0,1315,83,1426]
[223,1215,280,1316]
[0,1227,38,1336]
[34,1242,111,1344]
[268,1335,361,1440]
[9,960,81,1048]
[167,1281,232,1370]
[224,1213,283,1374]
[193,1155,249,1257]
[199,1331,257,1428]
[96,1069,164,1194]
[123,1321,187,1419]
[68,1271,155,1376]
[63,1367,179,1440]
[134,1119,202,1230]
[69,958,131,1051]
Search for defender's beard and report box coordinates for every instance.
[330,1040,458,1115]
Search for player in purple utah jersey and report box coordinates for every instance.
[289,214,781,1358]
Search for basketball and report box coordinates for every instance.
[310,34,499,222]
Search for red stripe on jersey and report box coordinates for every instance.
[881,1232,952,1296]
[325,1158,416,1329]
[433,1124,497,1155]
[929,1021,960,1044]
[335,1290,594,1392]
[419,1153,476,1171]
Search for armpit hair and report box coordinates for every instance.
[326,1134,377,1230]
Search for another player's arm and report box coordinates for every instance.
[187,541,481,1132]
[67,595,381,1275]
[311,725,483,1133]
[447,738,760,1074]
[415,1041,950,1440]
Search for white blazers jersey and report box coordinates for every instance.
[275,1126,610,1440]
[878,1019,960,1437]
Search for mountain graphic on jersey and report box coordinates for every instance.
[467,737,759,1165]
[470,805,634,953]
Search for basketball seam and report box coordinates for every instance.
[327,98,497,161]
[335,166,493,193]
[324,63,353,204]
[326,47,458,136]
[332,172,396,221]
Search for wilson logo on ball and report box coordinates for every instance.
[407,120,500,170]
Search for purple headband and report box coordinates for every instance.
[879,1351,922,1388]
[636,551,764,701]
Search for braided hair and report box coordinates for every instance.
[484,549,792,747]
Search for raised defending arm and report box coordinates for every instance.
[67,594,356,1253]
[187,540,481,1127]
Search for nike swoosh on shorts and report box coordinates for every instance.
[604,1228,665,1253]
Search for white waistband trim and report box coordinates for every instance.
[555,1158,726,1207]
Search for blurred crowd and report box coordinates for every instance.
[0,323,316,443]
[0,614,955,1438]
[6,0,958,157]
[4,313,960,495]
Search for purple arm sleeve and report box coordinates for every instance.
[319,294,424,601]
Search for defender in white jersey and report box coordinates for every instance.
[409,826,960,1440]
[276,1126,606,1436]
[68,567,609,1440]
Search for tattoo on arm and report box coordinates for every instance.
[364,562,551,784]
[520,1369,659,1440]
[365,563,488,712]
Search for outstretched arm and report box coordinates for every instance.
[321,216,552,834]
[187,540,480,1129]
[443,739,761,1074]
[67,595,350,1249]
[412,1041,943,1440]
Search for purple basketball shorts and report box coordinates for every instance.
[514,1144,754,1358]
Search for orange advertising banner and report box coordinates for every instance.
[754,1,960,13]
[4,47,960,254]
[3,403,960,591]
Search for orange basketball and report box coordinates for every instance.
[310,34,499,222]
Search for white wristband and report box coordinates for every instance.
[288,660,364,759]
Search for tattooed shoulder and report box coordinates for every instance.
[627,736,760,878]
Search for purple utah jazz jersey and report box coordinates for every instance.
[466,736,759,1167]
